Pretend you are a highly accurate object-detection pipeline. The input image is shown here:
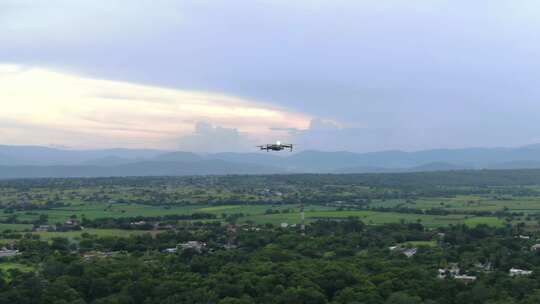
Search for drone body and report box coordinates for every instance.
[258,141,294,152]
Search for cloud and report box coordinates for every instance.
[0,64,310,149]
[178,122,253,153]
[3,2,540,151]
[308,118,342,131]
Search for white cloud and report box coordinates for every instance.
[0,64,310,149]
[178,122,253,153]
[308,118,342,131]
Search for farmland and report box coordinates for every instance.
[0,198,511,239]
[2,172,540,241]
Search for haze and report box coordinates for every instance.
[2,0,540,152]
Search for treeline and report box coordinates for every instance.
[364,206,522,218]
[4,169,540,191]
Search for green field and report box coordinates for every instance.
[0,203,321,224]
[0,200,509,235]
[368,196,540,212]
[0,223,33,232]
[242,210,504,227]
[0,263,35,281]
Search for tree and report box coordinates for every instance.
[385,292,422,304]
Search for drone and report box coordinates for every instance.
[257,141,294,152]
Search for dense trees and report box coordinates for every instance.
[3,172,540,302]
[2,220,540,303]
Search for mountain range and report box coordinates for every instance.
[2,144,540,178]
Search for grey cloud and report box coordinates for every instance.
[178,122,254,153]
[3,1,540,151]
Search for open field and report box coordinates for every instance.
[0,263,35,281]
[242,209,504,227]
[0,203,335,225]
[367,195,540,212]
[0,200,510,236]
[0,223,33,232]
[0,203,204,224]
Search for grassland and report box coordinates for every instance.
[0,263,35,281]
[0,203,318,225]
[0,223,33,232]
[242,209,504,227]
[368,195,540,212]
[0,198,510,239]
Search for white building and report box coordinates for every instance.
[438,264,461,279]
[389,245,417,258]
[0,248,20,258]
[179,241,206,253]
[402,248,418,258]
[454,275,477,283]
[509,268,533,277]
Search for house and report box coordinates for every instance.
[454,275,477,283]
[280,223,289,228]
[438,264,475,282]
[402,248,418,258]
[438,263,461,279]
[475,262,493,272]
[65,219,79,226]
[517,235,531,240]
[509,268,532,277]
[130,221,147,226]
[0,248,20,258]
[82,251,115,260]
[59,219,82,231]
[389,246,417,258]
[163,248,178,254]
[178,241,206,253]
[531,244,540,252]
[437,269,447,279]
[155,223,175,230]
[33,225,55,232]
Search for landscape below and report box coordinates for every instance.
[2,171,540,303]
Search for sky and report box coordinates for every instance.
[1,0,540,152]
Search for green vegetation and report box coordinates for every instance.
[32,228,153,241]
[3,172,540,302]
[2,219,540,303]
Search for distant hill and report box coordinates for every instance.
[152,151,202,163]
[487,160,540,170]
[335,162,471,174]
[208,152,284,166]
[406,162,472,172]
[82,156,138,166]
[0,152,20,166]
[2,144,540,178]
[0,145,165,166]
[0,160,282,179]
